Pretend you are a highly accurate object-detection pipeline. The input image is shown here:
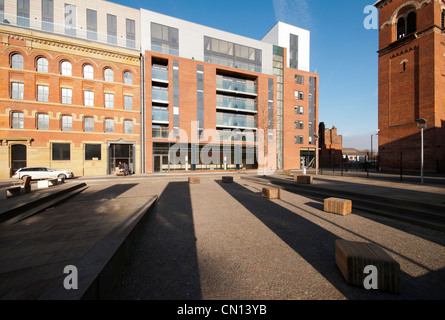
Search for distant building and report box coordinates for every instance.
[375,0,445,173]
[319,123,342,167]
[342,148,367,164]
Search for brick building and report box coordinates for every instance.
[375,0,445,173]
[0,0,319,177]
[319,122,343,168]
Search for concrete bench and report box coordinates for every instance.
[222,176,234,183]
[324,197,352,216]
[0,186,22,200]
[262,187,281,200]
[335,239,401,293]
[37,179,59,189]
[283,170,292,176]
[294,174,313,184]
[188,177,201,184]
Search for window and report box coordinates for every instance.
[397,17,406,39]
[61,61,72,76]
[295,91,304,100]
[295,106,304,115]
[289,34,299,70]
[105,119,114,133]
[151,22,179,55]
[107,14,117,45]
[52,143,70,161]
[42,0,54,31]
[37,114,49,130]
[11,112,24,129]
[11,82,24,100]
[84,117,94,132]
[86,9,97,40]
[85,144,101,161]
[104,93,114,108]
[124,95,133,110]
[11,54,24,69]
[295,120,304,130]
[37,57,48,73]
[84,90,94,106]
[104,68,114,82]
[442,10,445,29]
[123,71,133,85]
[17,0,30,27]
[83,64,94,79]
[126,19,136,48]
[37,85,49,102]
[64,4,76,36]
[0,0,4,22]
[295,75,304,85]
[61,115,72,131]
[294,135,304,145]
[406,12,416,35]
[61,88,72,104]
[124,120,133,134]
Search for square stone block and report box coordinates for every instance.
[283,170,292,176]
[294,174,313,184]
[335,239,401,293]
[189,177,201,184]
[262,187,281,199]
[324,198,352,216]
[222,176,233,183]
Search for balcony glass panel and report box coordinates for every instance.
[152,67,168,82]
[216,113,257,129]
[152,87,169,103]
[152,108,169,122]
[216,77,257,95]
[216,95,257,112]
[152,126,169,139]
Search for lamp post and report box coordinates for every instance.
[314,134,319,176]
[416,119,427,184]
[371,130,380,170]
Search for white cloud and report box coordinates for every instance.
[272,0,312,29]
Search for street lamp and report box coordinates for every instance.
[314,134,319,176]
[371,129,380,169]
[416,118,427,184]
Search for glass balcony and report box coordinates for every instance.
[216,95,257,113]
[152,126,169,139]
[216,113,257,129]
[216,77,257,95]
[152,108,169,123]
[152,67,168,83]
[152,87,169,103]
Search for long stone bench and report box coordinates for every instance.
[294,174,313,184]
[335,239,401,293]
[37,179,59,189]
[324,197,352,216]
[0,186,21,200]
[262,187,281,200]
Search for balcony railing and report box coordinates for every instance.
[152,67,168,83]
[152,127,169,139]
[152,108,169,123]
[216,113,257,129]
[152,87,169,103]
[216,77,257,95]
[216,95,257,113]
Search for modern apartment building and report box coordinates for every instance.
[0,0,318,177]
[375,0,445,173]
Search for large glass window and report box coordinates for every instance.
[37,57,48,73]
[11,82,24,100]
[104,93,114,108]
[123,71,133,85]
[85,144,101,160]
[61,61,72,76]
[64,4,76,36]
[61,115,72,131]
[107,14,117,45]
[42,0,54,32]
[17,0,30,27]
[124,120,133,134]
[86,9,97,41]
[11,112,24,129]
[84,90,94,106]
[52,143,70,161]
[104,68,114,82]
[83,64,94,79]
[61,88,72,104]
[37,114,49,130]
[105,119,114,133]
[126,19,135,48]
[124,95,133,110]
[84,117,94,132]
[11,54,24,69]
[289,34,299,69]
[37,85,49,102]
[151,22,179,56]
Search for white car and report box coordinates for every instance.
[13,167,74,180]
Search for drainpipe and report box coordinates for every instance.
[140,53,146,174]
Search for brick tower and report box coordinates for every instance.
[375,0,445,173]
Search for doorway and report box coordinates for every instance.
[153,154,169,173]
[108,143,135,174]
[11,144,27,176]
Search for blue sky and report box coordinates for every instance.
[113,0,379,150]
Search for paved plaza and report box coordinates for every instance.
[0,173,444,300]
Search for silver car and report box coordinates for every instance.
[13,167,74,180]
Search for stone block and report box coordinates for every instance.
[335,239,401,293]
[222,176,233,183]
[283,170,292,176]
[294,174,313,184]
[262,187,281,199]
[324,198,352,216]
[189,177,200,184]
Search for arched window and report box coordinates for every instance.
[123,71,133,85]
[61,61,72,76]
[83,64,94,79]
[397,17,406,39]
[104,68,114,82]
[37,57,48,73]
[406,11,416,35]
[11,53,24,69]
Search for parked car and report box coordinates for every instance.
[12,167,74,180]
